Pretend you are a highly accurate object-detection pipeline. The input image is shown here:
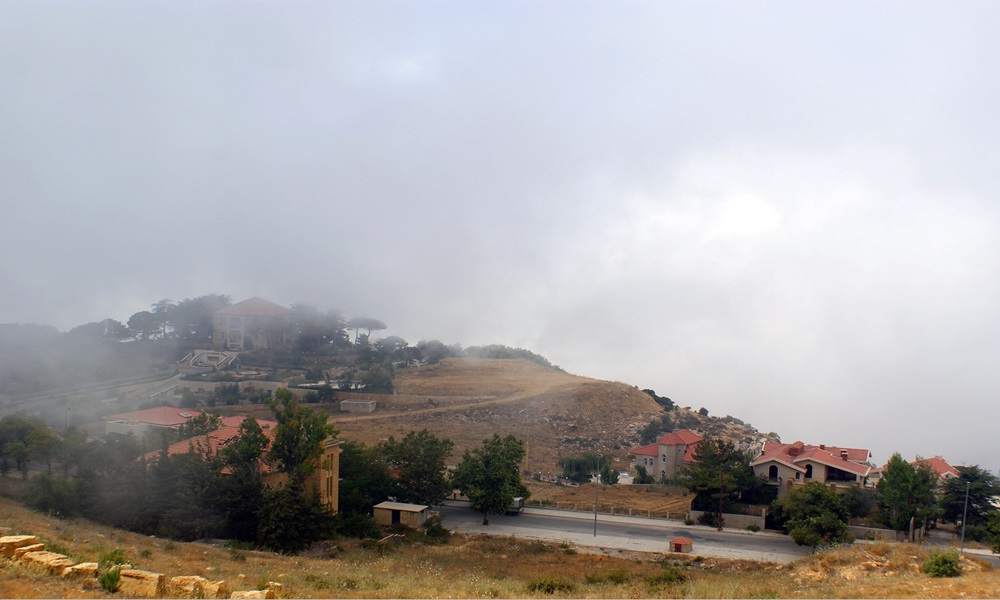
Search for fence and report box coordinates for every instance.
[688,509,766,530]
[525,500,686,521]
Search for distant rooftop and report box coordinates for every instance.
[214,297,291,317]
[104,406,200,428]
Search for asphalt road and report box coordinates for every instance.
[438,504,813,563]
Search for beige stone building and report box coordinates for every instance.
[629,429,702,482]
[751,440,873,497]
[212,297,292,352]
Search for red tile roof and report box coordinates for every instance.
[656,430,703,446]
[913,456,959,479]
[628,430,702,459]
[752,441,872,477]
[214,297,291,317]
[144,417,279,472]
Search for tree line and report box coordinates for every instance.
[4,398,531,552]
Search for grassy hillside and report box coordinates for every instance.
[2,493,998,599]
[323,358,777,474]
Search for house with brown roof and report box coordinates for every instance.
[629,429,702,482]
[751,440,873,496]
[212,297,292,352]
[146,415,341,513]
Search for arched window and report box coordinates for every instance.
[768,465,778,481]
[805,464,813,479]
[661,455,666,463]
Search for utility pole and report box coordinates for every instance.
[593,455,601,536]
[718,464,724,531]
[959,480,970,554]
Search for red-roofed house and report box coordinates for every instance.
[870,455,960,485]
[629,429,702,482]
[751,440,873,496]
[145,415,342,513]
[913,456,960,482]
[212,297,292,352]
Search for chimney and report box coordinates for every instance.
[840,450,849,460]
[819,444,825,450]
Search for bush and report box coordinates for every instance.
[747,524,760,532]
[646,567,687,587]
[98,565,121,593]
[334,513,381,539]
[526,576,577,594]
[697,511,723,528]
[923,551,961,577]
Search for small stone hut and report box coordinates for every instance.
[373,502,430,528]
[669,536,693,553]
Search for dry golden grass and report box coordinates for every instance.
[4,495,999,598]
[525,479,694,516]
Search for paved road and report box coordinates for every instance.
[438,504,812,563]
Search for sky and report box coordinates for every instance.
[3,1,999,472]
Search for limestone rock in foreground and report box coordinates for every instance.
[119,568,166,598]
[231,590,276,599]
[62,562,99,579]
[20,550,76,574]
[0,535,39,559]
[170,575,229,598]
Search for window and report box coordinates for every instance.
[805,464,813,479]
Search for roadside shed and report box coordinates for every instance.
[669,537,693,553]
[373,502,430,528]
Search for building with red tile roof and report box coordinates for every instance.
[751,440,873,496]
[212,297,292,352]
[870,455,960,485]
[143,414,341,513]
[629,429,702,482]
[912,456,960,482]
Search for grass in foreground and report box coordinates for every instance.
[2,496,998,598]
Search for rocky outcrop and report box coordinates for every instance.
[170,575,229,598]
[61,562,99,579]
[20,550,76,574]
[13,543,45,558]
[0,535,39,559]
[119,569,166,598]
[231,590,276,599]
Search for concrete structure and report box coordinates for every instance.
[669,536,693,553]
[340,399,376,413]
[373,501,430,528]
[751,440,873,497]
[212,297,292,352]
[628,429,702,482]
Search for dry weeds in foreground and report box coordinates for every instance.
[2,496,999,598]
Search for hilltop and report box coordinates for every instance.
[317,357,777,473]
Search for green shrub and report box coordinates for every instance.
[747,524,760,532]
[526,576,577,594]
[98,547,128,568]
[923,551,961,577]
[98,565,121,593]
[646,567,688,587]
[422,514,449,541]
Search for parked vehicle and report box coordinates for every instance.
[506,497,525,515]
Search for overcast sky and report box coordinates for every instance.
[3,1,999,472]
